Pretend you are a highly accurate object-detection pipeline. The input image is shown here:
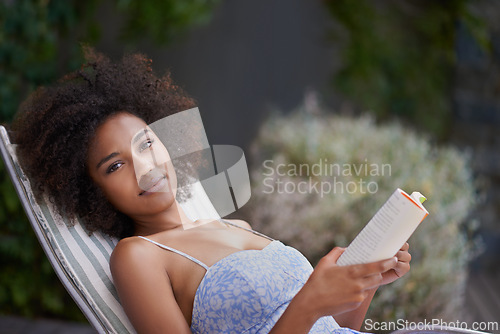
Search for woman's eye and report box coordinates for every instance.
[139,139,154,152]
[106,162,123,174]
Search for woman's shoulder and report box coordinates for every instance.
[110,236,162,272]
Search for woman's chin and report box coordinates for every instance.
[152,189,178,207]
[129,188,177,215]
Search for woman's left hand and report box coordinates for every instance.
[380,242,411,285]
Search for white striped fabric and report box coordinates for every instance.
[0,126,220,334]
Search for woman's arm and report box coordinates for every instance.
[267,287,319,334]
[332,287,378,330]
[269,247,398,333]
[110,238,192,334]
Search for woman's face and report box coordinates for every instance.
[87,112,178,220]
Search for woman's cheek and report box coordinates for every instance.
[105,176,137,209]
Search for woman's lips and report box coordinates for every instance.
[139,175,168,196]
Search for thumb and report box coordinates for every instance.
[325,247,345,262]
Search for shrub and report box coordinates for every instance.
[242,97,480,323]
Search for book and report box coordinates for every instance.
[337,188,429,266]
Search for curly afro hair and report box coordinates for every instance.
[12,47,196,238]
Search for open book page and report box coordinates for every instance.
[337,188,429,266]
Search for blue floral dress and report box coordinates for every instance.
[139,220,364,334]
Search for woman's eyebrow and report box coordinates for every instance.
[132,128,150,145]
[96,152,120,170]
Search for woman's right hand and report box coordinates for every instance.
[299,247,397,319]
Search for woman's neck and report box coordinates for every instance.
[132,200,194,236]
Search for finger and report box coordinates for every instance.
[325,247,346,262]
[349,257,397,277]
[362,273,383,290]
[400,242,410,251]
[393,262,411,278]
[395,249,411,263]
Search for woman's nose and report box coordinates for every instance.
[132,153,156,182]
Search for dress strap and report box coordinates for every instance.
[137,236,209,270]
[218,218,275,241]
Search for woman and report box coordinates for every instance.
[13,48,411,333]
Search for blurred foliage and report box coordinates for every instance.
[0,0,219,322]
[0,0,94,123]
[0,0,220,124]
[243,97,481,324]
[117,0,220,44]
[324,0,490,137]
